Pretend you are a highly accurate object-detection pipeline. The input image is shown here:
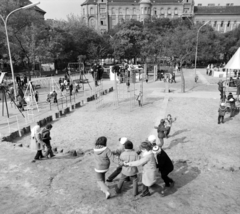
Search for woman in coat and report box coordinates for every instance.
[30,125,45,162]
[126,141,156,197]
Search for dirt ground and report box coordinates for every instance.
[0,69,240,214]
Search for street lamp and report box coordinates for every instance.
[194,21,210,80]
[0,2,40,101]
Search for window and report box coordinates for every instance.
[153,8,157,15]
[141,7,144,14]
[214,21,217,27]
[112,8,115,15]
[90,18,95,28]
[133,8,136,15]
[126,8,129,15]
[184,8,189,13]
[174,8,178,15]
[168,8,171,15]
[161,8,164,15]
[119,8,122,15]
[148,8,150,14]
[221,21,224,27]
[227,21,230,27]
[145,7,147,14]
[112,16,116,26]
[100,8,106,14]
[83,8,85,15]
[90,8,94,15]
[100,19,106,26]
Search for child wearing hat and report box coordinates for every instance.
[106,137,128,182]
[116,140,139,196]
[218,103,227,124]
[152,145,174,196]
[125,141,157,197]
[94,136,122,199]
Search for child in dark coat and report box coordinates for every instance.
[218,103,227,124]
[152,145,174,196]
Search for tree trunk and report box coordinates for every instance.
[180,62,185,93]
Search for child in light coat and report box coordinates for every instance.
[116,140,139,196]
[94,136,122,199]
[106,137,128,182]
[126,141,156,197]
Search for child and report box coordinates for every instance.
[116,141,139,196]
[94,136,122,199]
[136,91,143,107]
[218,103,227,124]
[106,137,128,182]
[152,145,174,196]
[34,90,39,103]
[126,141,156,197]
[164,114,176,138]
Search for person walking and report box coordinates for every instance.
[30,125,45,162]
[94,136,122,199]
[41,124,55,158]
[218,80,224,100]
[164,114,176,138]
[125,141,156,197]
[116,141,139,197]
[152,145,174,196]
[229,97,236,118]
[106,137,128,182]
[218,103,227,124]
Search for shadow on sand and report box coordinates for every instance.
[151,161,201,197]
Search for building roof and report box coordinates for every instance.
[81,0,183,6]
[194,6,240,15]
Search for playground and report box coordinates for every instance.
[0,68,240,214]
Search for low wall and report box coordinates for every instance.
[1,86,114,142]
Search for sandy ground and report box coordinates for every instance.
[0,69,240,214]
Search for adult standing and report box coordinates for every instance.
[154,119,168,148]
[229,98,236,118]
[236,77,240,101]
[41,124,55,158]
[218,80,224,100]
[126,141,157,197]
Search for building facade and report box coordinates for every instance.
[81,0,240,34]
[194,5,240,33]
[81,0,194,34]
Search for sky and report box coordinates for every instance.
[37,0,240,20]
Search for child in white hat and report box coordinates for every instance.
[218,103,227,124]
[106,137,128,182]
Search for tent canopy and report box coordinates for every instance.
[225,47,240,70]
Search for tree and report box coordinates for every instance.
[111,20,144,62]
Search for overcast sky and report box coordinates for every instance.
[37,0,240,20]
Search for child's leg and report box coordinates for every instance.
[96,172,110,198]
[218,115,221,124]
[221,116,224,123]
[107,166,122,182]
[158,137,164,148]
[131,175,138,196]
[161,171,173,187]
[116,173,127,193]
[141,184,150,197]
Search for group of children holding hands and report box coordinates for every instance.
[94,130,174,199]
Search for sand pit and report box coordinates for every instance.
[1,71,240,214]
